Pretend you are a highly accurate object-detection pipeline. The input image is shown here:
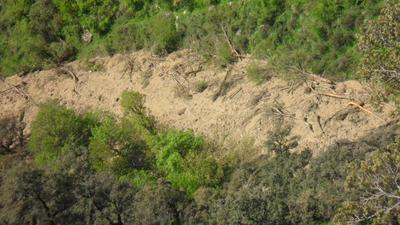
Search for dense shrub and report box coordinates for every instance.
[333,139,400,224]
[358,1,400,88]
[0,157,139,225]
[0,0,388,80]
[89,116,149,174]
[208,150,312,225]
[154,130,223,194]
[28,102,97,166]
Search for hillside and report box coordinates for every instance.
[0,1,399,224]
[1,50,397,157]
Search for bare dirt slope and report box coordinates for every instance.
[0,50,397,156]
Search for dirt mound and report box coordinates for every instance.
[0,50,397,157]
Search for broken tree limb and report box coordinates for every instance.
[316,92,353,100]
[347,101,385,122]
[0,78,38,106]
[213,67,232,101]
[228,87,242,100]
[59,67,79,82]
[220,24,242,60]
[316,115,325,135]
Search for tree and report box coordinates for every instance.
[333,140,400,225]
[358,1,400,88]
[133,181,186,225]
[0,151,138,225]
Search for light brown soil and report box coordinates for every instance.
[0,50,397,157]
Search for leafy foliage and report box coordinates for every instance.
[246,61,271,84]
[334,139,400,225]
[4,84,400,225]
[154,130,222,194]
[28,102,97,166]
[120,90,146,115]
[89,116,148,174]
[0,155,139,225]
[358,1,400,88]
[0,0,389,83]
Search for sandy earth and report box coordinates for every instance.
[0,50,397,157]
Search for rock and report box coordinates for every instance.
[177,108,186,115]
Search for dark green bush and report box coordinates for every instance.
[0,0,387,80]
[358,1,400,88]
[89,116,149,174]
[28,102,97,166]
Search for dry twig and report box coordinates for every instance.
[220,24,242,60]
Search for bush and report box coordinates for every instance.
[120,90,146,115]
[333,139,400,224]
[145,12,181,55]
[210,149,312,225]
[246,61,272,84]
[154,130,222,194]
[265,125,298,154]
[120,90,157,138]
[89,116,149,174]
[28,102,97,166]
[358,1,400,88]
[194,80,208,93]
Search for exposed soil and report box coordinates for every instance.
[0,50,397,157]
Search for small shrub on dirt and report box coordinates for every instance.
[81,59,105,72]
[194,80,208,93]
[120,90,146,115]
[174,85,192,100]
[246,61,272,84]
[214,40,235,67]
[265,125,298,154]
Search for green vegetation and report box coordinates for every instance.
[1,90,398,224]
[154,130,222,194]
[1,1,400,224]
[358,2,400,87]
[28,102,97,166]
[2,0,398,85]
[246,61,272,84]
[193,80,208,93]
[334,140,400,224]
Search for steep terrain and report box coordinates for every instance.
[0,50,397,157]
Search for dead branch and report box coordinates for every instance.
[227,87,242,100]
[316,92,353,100]
[288,66,334,85]
[213,67,232,101]
[0,78,38,105]
[347,101,385,122]
[171,73,190,95]
[316,115,325,135]
[0,87,14,95]
[185,63,205,77]
[59,67,79,82]
[122,57,137,78]
[303,117,314,133]
[220,24,242,60]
